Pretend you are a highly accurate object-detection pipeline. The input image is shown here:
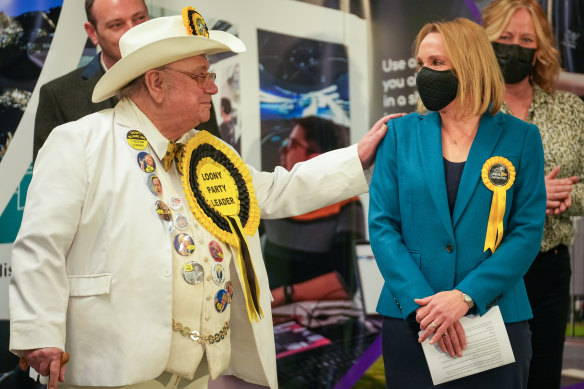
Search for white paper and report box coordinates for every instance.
[420,306,515,385]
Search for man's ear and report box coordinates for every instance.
[84,21,99,47]
[144,69,166,103]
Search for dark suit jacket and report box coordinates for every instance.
[34,55,115,162]
[33,54,220,163]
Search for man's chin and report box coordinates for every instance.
[198,110,211,125]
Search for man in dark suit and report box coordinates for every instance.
[33,0,149,162]
[33,0,220,162]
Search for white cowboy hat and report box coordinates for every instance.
[92,12,245,102]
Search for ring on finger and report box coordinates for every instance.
[442,333,447,337]
[430,321,438,329]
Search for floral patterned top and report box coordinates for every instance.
[501,84,584,251]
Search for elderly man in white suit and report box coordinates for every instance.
[9,7,396,389]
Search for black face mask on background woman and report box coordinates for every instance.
[416,67,459,112]
[492,42,536,84]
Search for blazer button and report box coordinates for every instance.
[446,244,454,253]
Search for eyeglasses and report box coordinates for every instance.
[164,67,217,88]
[281,136,310,151]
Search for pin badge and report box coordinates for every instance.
[174,233,195,256]
[487,163,510,187]
[127,130,148,150]
[214,289,229,312]
[168,221,176,235]
[147,174,163,196]
[212,262,224,285]
[182,261,204,285]
[174,213,189,230]
[155,200,172,221]
[169,196,183,210]
[137,151,156,173]
[225,281,233,301]
[208,241,224,262]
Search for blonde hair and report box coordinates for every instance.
[482,0,560,93]
[415,18,504,118]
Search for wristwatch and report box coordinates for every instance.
[462,293,475,309]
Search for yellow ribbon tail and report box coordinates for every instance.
[226,216,263,323]
[484,190,506,253]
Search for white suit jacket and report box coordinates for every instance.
[9,100,369,387]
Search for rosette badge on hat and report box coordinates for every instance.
[92,6,246,102]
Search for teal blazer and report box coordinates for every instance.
[369,110,546,323]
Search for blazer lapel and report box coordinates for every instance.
[452,113,503,227]
[417,112,454,240]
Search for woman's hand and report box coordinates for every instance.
[545,166,578,215]
[414,290,470,354]
[429,320,466,357]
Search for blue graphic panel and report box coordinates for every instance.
[0,164,32,244]
[1,0,64,17]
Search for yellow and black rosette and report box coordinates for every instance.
[481,156,516,253]
[181,131,262,322]
[182,6,209,38]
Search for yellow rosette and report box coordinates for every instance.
[182,6,209,38]
[181,131,262,322]
[481,156,516,253]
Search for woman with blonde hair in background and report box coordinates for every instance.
[369,17,546,388]
[483,1,584,388]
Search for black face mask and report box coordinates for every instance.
[416,67,459,112]
[492,42,536,84]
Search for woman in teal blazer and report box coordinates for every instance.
[369,18,546,388]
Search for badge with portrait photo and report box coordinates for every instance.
[212,262,225,285]
[182,261,204,285]
[174,233,195,256]
[208,240,224,262]
[147,174,163,197]
[155,200,172,221]
[215,289,229,313]
[225,281,233,302]
[137,151,156,173]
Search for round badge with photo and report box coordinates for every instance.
[208,241,224,262]
[155,200,172,221]
[147,174,163,197]
[212,262,224,285]
[214,289,229,313]
[182,261,204,285]
[174,233,195,256]
[137,151,156,173]
[225,281,233,302]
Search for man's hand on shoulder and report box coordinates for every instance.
[358,113,406,169]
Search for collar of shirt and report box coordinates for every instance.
[114,99,199,163]
[99,53,108,72]
[500,82,542,120]
[530,84,546,114]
